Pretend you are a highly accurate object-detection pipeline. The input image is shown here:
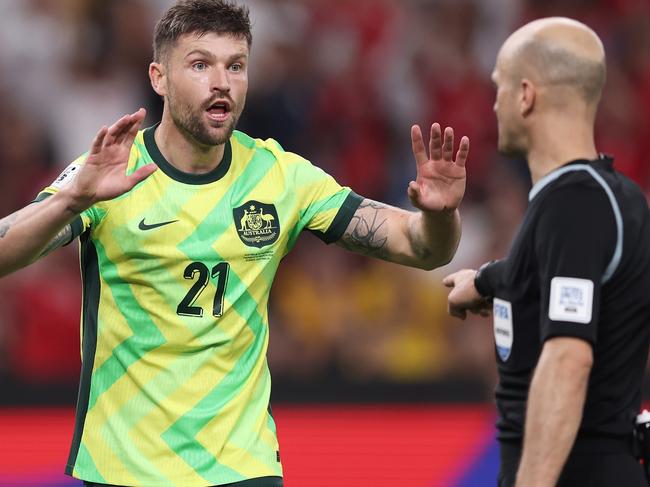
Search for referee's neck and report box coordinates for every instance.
[527,119,598,184]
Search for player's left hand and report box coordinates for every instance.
[408,123,469,212]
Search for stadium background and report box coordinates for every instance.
[0,0,648,485]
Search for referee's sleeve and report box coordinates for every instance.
[474,259,506,298]
[535,185,617,345]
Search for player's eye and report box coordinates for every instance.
[192,62,207,71]
[230,63,243,73]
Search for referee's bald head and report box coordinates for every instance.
[498,17,606,107]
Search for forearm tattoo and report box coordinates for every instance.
[339,200,389,258]
[39,225,73,257]
[0,213,18,238]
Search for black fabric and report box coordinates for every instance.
[484,157,650,442]
[309,191,363,244]
[498,439,647,487]
[66,232,101,474]
[83,476,283,487]
[474,259,506,298]
[534,184,615,344]
[143,124,232,185]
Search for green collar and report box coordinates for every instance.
[143,124,232,185]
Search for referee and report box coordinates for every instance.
[444,17,650,487]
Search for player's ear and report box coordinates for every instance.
[149,62,167,97]
[520,78,536,117]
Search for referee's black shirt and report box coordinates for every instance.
[476,156,650,442]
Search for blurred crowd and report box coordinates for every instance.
[0,0,648,402]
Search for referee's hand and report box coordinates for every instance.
[443,269,491,320]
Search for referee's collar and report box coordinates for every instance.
[528,154,614,201]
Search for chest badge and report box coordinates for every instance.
[233,200,281,248]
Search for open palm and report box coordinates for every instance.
[408,123,469,212]
[69,108,157,208]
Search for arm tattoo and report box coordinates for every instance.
[0,213,18,239]
[338,200,389,258]
[39,225,73,257]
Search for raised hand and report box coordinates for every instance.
[407,123,469,213]
[63,108,157,211]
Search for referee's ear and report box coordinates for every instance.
[520,78,536,117]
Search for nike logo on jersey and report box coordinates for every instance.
[138,218,178,231]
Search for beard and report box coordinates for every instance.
[497,123,527,159]
[167,89,241,147]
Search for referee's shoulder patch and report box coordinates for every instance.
[548,277,594,324]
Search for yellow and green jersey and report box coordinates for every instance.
[37,126,361,487]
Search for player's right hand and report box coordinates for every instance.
[443,269,491,320]
[407,123,469,213]
[61,108,157,212]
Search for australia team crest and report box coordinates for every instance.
[233,201,281,248]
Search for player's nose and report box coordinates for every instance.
[210,67,230,93]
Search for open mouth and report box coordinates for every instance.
[206,100,232,122]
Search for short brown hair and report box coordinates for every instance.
[153,0,252,63]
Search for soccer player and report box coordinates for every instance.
[443,17,650,487]
[0,1,469,486]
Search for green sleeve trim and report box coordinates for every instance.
[32,192,85,245]
[33,192,52,203]
[311,191,363,244]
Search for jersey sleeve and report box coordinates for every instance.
[35,155,103,241]
[291,157,362,244]
[475,259,507,298]
[535,186,617,345]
